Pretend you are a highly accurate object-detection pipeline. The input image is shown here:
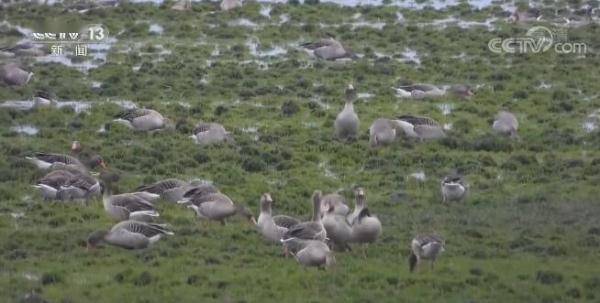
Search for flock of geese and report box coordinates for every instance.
[25,143,384,268]
[20,82,518,270]
[2,0,522,272]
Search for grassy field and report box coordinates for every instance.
[1,0,600,302]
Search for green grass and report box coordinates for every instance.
[1,0,600,302]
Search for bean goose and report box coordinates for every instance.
[282,191,326,241]
[26,141,106,171]
[113,109,169,132]
[492,110,519,138]
[349,188,382,249]
[103,188,159,222]
[1,63,33,86]
[256,193,290,243]
[301,38,356,60]
[56,171,102,201]
[392,84,473,99]
[87,220,174,250]
[392,84,445,99]
[322,205,352,251]
[409,235,445,272]
[280,238,335,268]
[369,118,400,147]
[441,175,467,203]
[33,168,101,201]
[33,169,77,200]
[334,85,359,141]
[136,178,207,203]
[190,122,233,145]
[395,115,446,140]
[220,0,242,11]
[320,192,350,216]
[178,186,255,225]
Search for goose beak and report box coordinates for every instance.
[100,160,107,169]
[251,216,257,225]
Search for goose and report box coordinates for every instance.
[392,84,445,99]
[33,169,77,200]
[102,187,160,222]
[441,175,467,203]
[113,109,169,132]
[395,115,446,140]
[26,141,107,172]
[283,191,326,241]
[492,111,519,138]
[280,238,335,268]
[190,122,233,145]
[1,63,33,86]
[178,187,256,225]
[392,84,474,99]
[349,188,382,249]
[322,205,352,251]
[320,192,350,216]
[369,118,399,147]
[256,193,290,243]
[86,220,174,250]
[220,0,242,11]
[56,171,102,201]
[409,235,445,272]
[136,178,195,203]
[301,37,356,60]
[33,168,101,201]
[334,85,359,141]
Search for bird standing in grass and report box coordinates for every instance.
[409,235,445,272]
[492,110,519,138]
[441,175,468,203]
[334,85,359,141]
[348,188,382,257]
[256,193,293,243]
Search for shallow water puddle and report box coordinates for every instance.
[9,125,39,135]
[260,4,272,18]
[409,170,426,181]
[149,23,164,35]
[0,99,136,112]
[246,39,287,58]
[228,19,259,29]
[398,48,421,65]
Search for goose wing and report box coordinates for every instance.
[111,194,156,212]
[34,152,83,166]
[38,170,75,188]
[113,220,173,237]
[115,109,153,122]
[273,215,301,229]
[396,115,440,127]
[136,178,186,194]
[284,221,323,240]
